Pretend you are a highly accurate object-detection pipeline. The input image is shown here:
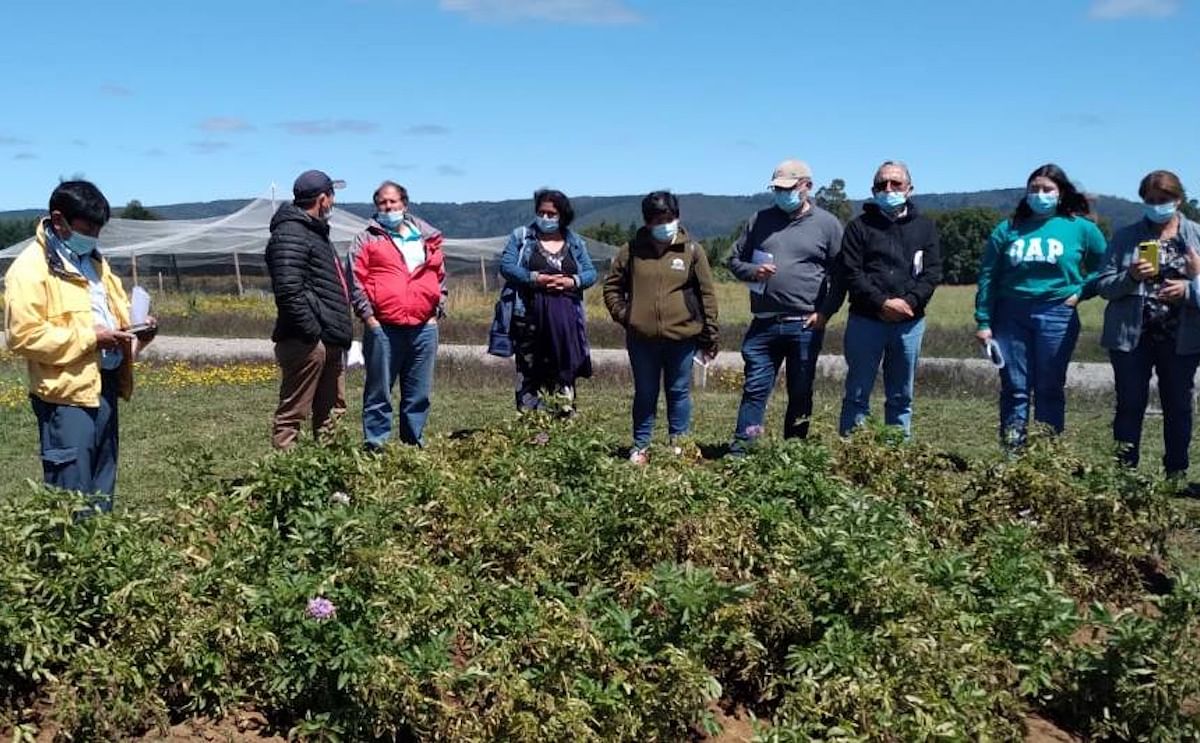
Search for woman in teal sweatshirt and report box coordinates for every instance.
[974,163,1107,447]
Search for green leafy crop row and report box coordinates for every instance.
[1,421,1196,741]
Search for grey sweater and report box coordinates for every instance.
[728,203,844,316]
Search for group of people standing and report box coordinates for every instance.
[4,159,1199,510]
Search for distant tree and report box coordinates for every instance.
[814,178,854,224]
[0,218,38,250]
[121,199,159,220]
[700,221,745,282]
[578,220,635,247]
[1181,198,1200,222]
[932,207,1004,285]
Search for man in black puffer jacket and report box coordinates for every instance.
[266,169,354,449]
[821,160,942,440]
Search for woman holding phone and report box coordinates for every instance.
[973,164,1107,447]
[1096,170,1200,479]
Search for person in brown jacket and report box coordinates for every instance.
[603,191,719,464]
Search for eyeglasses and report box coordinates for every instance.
[873,179,907,191]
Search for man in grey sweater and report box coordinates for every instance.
[728,159,844,450]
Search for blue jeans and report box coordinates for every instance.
[1110,335,1200,475]
[733,317,824,445]
[992,297,1080,446]
[627,335,696,450]
[362,322,438,448]
[30,369,120,512]
[839,314,926,437]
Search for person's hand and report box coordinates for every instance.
[752,263,777,281]
[975,328,992,347]
[880,298,915,322]
[804,312,827,330]
[137,315,159,346]
[96,325,134,350]
[534,272,555,288]
[1064,294,1080,308]
[1185,247,1200,279]
[1158,279,1189,304]
[550,275,575,292]
[699,346,718,363]
[366,317,382,330]
[1128,258,1157,282]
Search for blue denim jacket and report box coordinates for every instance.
[1096,215,1200,353]
[498,225,598,318]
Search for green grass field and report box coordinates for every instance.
[148,283,1113,361]
[0,355,1182,509]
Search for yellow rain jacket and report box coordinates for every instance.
[4,220,134,407]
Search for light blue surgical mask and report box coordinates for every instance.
[376,210,406,229]
[1026,192,1059,216]
[874,191,907,213]
[1143,201,1177,224]
[773,189,802,213]
[650,220,679,243]
[535,215,560,234]
[63,232,98,257]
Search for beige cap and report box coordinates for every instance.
[770,159,813,188]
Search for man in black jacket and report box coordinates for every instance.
[266,170,353,449]
[822,161,942,439]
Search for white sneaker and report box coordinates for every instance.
[628,448,649,465]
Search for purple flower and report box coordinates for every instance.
[744,424,765,439]
[533,432,550,446]
[305,597,336,621]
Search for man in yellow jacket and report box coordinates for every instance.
[4,180,154,512]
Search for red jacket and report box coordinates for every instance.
[348,216,446,327]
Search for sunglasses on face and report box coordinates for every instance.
[874,179,907,191]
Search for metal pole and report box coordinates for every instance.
[479,255,487,292]
[157,271,164,294]
[233,252,244,296]
[131,253,139,287]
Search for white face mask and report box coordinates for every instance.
[650,220,679,242]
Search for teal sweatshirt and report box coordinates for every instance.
[974,215,1107,329]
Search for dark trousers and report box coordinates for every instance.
[733,316,825,444]
[1110,334,1200,475]
[31,369,120,512]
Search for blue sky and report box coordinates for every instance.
[1,0,1196,210]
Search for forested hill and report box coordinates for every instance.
[0,190,1145,240]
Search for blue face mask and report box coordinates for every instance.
[63,232,98,257]
[1026,192,1059,216]
[650,220,679,243]
[773,189,803,213]
[535,215,560,234]
[376,210,405,229]
[874,191,907,213]
[1144,201,1177,224]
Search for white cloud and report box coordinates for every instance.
[440,0,640,24]
[277,119,378,136]
[199,116,255,133]
[1089,0,1179,19]
[190,141,232,154]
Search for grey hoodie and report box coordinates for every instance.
[728,203,844,316]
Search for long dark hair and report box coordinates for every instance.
[1011,164,1091,224]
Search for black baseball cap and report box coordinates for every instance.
[293,170,346,200]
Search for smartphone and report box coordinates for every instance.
[126,322,157,339]
[1137,240,1160,275]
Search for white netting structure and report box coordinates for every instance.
[0,195,618,291]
